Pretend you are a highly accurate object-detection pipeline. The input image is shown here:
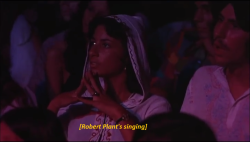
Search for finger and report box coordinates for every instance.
[92,71,102,89]
[88,71,102,94]
[84,72,90,83]
[74,79,86,98]
[82,78,95,96]
[103,79,108,93]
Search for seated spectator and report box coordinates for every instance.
[150,1,227,103]
[133,112,217,141]
[181,1,249,141]
[173,1,228,112]
[9,1,42,106]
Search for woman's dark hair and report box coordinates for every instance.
[133,112,217,141]
[0,107,67,141]
[88,17,142,95]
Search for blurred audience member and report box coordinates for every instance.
[181,1,249,141]
[0,107,66,141]
[133,112,217,141]
[9,1,42,106]
[150,1,226,100]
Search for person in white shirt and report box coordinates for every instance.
[9,2,41,106]
[181,1,249,141]
[48,15,171,141]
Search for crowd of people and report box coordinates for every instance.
[0,1,249,141]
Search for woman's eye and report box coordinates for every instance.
[103,43,110,48]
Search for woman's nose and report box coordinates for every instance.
[89,45,98,57]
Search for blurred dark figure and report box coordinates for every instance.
[0,107,66,141]
[133,112,217,141]
[0,76,32,116]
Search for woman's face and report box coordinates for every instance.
[88,25,127,77]
[82,1,110,34]
[194,1,213,39]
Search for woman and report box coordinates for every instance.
[46,1,141,99]
[48,15,171,141]
[0,107,66,141]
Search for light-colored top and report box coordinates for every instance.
[10,15,35,89]
[181,66,249,141]
[58,94,170,141]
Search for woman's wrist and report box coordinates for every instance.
[112,105,128,122]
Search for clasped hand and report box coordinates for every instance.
[50,71,125,121]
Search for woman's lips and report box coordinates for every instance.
[90,62,98,67]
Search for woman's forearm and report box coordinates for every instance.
[112,107,138,141]
[46,50,63,99]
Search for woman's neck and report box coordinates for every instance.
[106,72,131,103]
